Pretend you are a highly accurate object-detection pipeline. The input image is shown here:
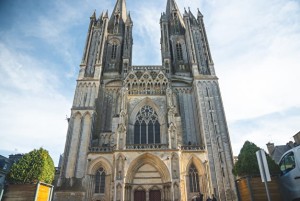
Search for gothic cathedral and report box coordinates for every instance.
[55,0,237,200]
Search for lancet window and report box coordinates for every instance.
[95,167,106,193]
[111,43,117,59]
[134,105,160,144]
[176,42,183,61]
[189,164,200,192]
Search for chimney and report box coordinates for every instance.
[266,142,275,155]
[293,131,300,145]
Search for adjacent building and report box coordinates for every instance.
[0,155,10,195]
[55,0,237,200]
[0,154,24,197]
[267,131,300,164]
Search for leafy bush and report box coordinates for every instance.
[233,141,280,177]
[7,148,55,184]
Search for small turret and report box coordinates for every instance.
[125,12,133,26]
[197,8,203,18]
[90,10,96,20]
[104,10,109,19]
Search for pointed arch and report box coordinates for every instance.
[189,163,200,192]
[95,167,106,193]
[133,105,160,144]
[82,111,92,118]
[134,185,146,191]
[129,97,165,126]
[88,156,113,175]
[125,153,171,183]
[127,98,167,145]
[185,155,206,175]
[185,156,207,195]
[72,111,82,119]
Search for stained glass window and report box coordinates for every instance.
[95,167,106,193]
[134,105,160,144]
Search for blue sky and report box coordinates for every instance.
[0,0,299,165]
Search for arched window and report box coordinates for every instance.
[95,167,106,193]
[176,42,183,61]
[111,43,117,59]
[189,164,200,192]
[134,105,160,144]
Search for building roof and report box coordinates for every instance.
[270,143,295,164]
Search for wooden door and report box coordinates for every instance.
[149,190,161,201]
[134,190,146,201]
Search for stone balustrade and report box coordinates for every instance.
[89,146,115,153]
[126,144,169,150]
[180,145,206,151]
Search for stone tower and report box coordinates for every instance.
[54,0,237,201]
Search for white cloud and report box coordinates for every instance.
[206,0,300,154]
[0,44,59,93]
[214,3,300,120]
[1,0,299,163]
[0,44,71,165]
[230,108,300,155]
[130,2,162,65]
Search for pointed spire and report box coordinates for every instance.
[126,12,133,25]
[184,7,188,15]
[110,0,127,22]
[104,10,109,19]
[90,10,96,19]
[166,0,181,17]
[98,11,103,19]
[165,0,185,28]
[188,9,196,19]
[197,8,203,18]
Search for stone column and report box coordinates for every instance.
[163,185,171,201]
[125,185,132,201]
[146,189,149,201]
[86,174,95,200]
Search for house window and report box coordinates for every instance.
[176,43,183,61]
[189,164,200,192]
[134,105,160,144]
[95,167,106,193]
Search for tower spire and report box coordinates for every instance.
[197,8,203,18]
[108,0,127,34]
[165,0,185,28]
[166,0,180,17]
[111,0,127,22]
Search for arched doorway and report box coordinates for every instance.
[134,189,146,201]
[125,153,171,201]
[149,189,161,201]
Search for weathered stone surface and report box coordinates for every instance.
[54,0,237,200]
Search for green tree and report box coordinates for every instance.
[7,148,55,184]
[233,141,280,177]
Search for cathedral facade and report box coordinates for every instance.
[55,0,237,200]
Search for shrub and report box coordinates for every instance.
[233,141,280,177]
[7,148,55,184]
